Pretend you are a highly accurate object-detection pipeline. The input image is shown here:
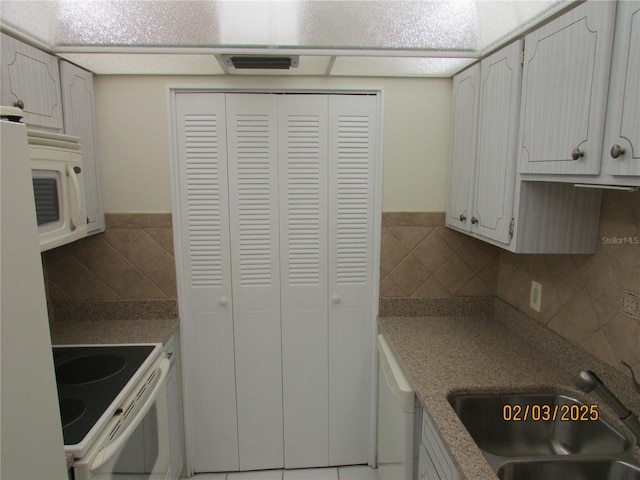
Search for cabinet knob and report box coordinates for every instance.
[459,214,466,222]
[332,295,341,304]
[13,99,24,109]
[219,297,228,307]
[610,144,626,159]
[571,148,584,160]
[471,217,478,225]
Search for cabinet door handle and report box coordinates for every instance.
[332,295,341,304]
[471,217,478,225]
[459,214,466,222]
[610,144,626,159]
[571,148,584,160]
[219,297,228,307]
[13,99,24,109]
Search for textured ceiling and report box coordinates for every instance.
[0,0,572,76]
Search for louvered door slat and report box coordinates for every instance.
[174,93,238,472]
[227,94,284,471]
[279,95,330,469]
[328,95,376,466]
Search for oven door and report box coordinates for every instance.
[73,358,171,480]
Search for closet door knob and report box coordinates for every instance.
[332,295,341,304]
[219,297,228,307]
[13,99,24,109]
[459,214,466,222]
[610,144,626,159]
[471,217,478,225]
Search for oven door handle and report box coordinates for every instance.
[89,357,170,472]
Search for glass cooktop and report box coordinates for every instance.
[52,345,155,446]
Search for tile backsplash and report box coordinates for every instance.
[42,214,177,301]
[497,190,640,374]
[380,212,499,298]
[44,192,639,373]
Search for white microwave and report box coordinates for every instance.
[28,130,88,251]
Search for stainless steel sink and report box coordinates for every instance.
[498,459,640,480]
[448,392,640,479]
[449,393,629,457]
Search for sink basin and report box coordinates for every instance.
[55,354,127,385]
[498,459,640,480]
[449,393,629,457]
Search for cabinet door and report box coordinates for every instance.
[328,95,377,465]
[278,95,330,468]
[447,64,480,231]
[60,61,105,233]
[0,33,63,131]
[603,0,640,177]
[174,92,238,472]
[518,1,616,175]
[226,94,284,471]
[472,40,522,244]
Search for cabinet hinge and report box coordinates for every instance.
[509,218,515,239]
[520,49,525,65]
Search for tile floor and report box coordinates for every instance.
[183,465,379,480]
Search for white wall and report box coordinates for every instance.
[94,75,452,213]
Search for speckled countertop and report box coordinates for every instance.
[48,300,179,345]
[50,317,178,345]
[378,300,640,480]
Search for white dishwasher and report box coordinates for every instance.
[377,334,416,480]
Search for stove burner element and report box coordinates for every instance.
[53,344,155,448]
[56,354,126,385]
[59,398,85,427]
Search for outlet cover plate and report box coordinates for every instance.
[622,290,639,320]
[530,281,542,313]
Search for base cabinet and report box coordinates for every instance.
[418,407,460,480]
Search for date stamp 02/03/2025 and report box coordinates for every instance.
[502,403,600,422]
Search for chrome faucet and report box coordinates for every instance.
[575,369,640,444]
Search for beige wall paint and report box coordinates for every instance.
[94,75,452,213]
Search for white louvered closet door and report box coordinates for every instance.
[226,94,284,471]
[328,95,377,465]
[174,93,239,473]
[278,95,330,468]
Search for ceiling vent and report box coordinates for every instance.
[222,55,299,70]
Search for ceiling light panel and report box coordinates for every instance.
[52,0,482,50]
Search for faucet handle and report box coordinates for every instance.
[618,360,640,394]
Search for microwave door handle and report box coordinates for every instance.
[89,358,170,473]
[66,165,82,231]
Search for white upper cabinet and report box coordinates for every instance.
[60,61,105,234]
[472,40,523,245]
[446,64,480,231]
[518,1,616,175]
[1,33,63,131]
[602,0,640,179]
[447,40,522,246]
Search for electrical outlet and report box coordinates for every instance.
[530,281,542,313]
[622,290,640,320]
